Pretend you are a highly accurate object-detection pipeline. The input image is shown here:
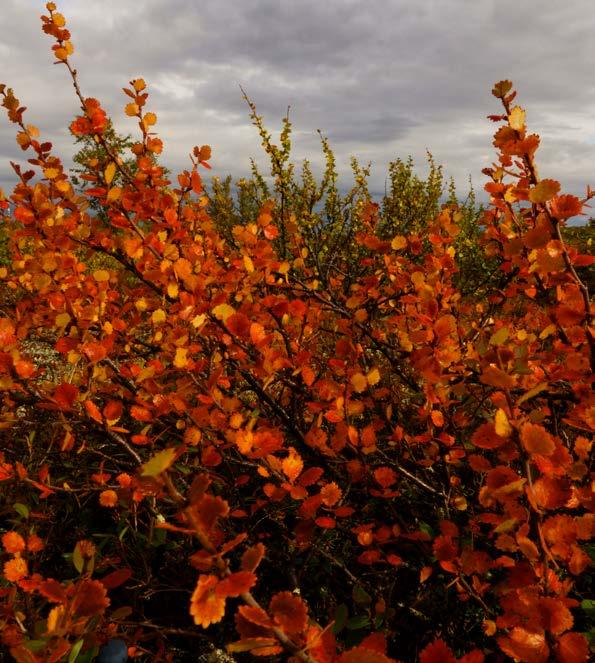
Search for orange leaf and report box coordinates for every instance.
[521,423,556,456]
[350,372,368,393]
[236,604,274,628]
[215,571,256,598]
[480,365,516,390]
[3,557,28,582]
[192,494,230,532]
[497,628,549,663]
[99,490,118,507]
[130,404,153,422]
[84,400,103,424]
[269,591,308,634]
[471,423,506,450]
[226,638,281,655]
[320,482,342,507]
[549,194,582,220]
[190,575,226,628]
[2,532,26,554]
[241,543,266,572]
[420,566,433,583]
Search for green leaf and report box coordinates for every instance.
[352,585,372,605]
[13,502,29,519]
[140,447,177,477]
[345,615,370,630]
[332,604,348,634]
[72,545,84,574]
[72,647,98,663]
[68,639,84,663]
[24,640,47,653]
[110,606,133,620]
[418,521,434,537]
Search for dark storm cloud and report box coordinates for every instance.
[1,0,594,207]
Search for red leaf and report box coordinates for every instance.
[554,632,589,663]
[71,579,110,617]
[38,579,67,603]
[52,383,79,410]
[419,639,457,663]
[241,543,266,573]
[99,567,133,590]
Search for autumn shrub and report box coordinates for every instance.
[0,4,593,663]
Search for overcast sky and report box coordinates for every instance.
[1,0,594,212]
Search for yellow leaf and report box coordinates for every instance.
[93,270,110,282]
[140,448,177,477]
[539,324,557,340]
[282,448,303,483]
[107,186,122,202]
[483,620,497,636]
[212,303,235,322]
[152,309,166,325]
[243,255,254,273]
[508,106,526,131]
[104,162,116,185]
[528,179,560,204]
[391,235,407,250]
[495,408,512,438]
[167,282,179,299]
[55,312,71,327]
[174,347,188,369]
[489,327,509,346]
[46,605,66,634]
[517,382,548,405]
[132,78,146,92]
[143,112,157,127]
[350,373,367,393]
[366,367,380,386]
[125,103,139,117]
[44,167,60,180]
[504,187,518,204]
[191,313,207,329]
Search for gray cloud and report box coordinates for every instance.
[1,0,594,211]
